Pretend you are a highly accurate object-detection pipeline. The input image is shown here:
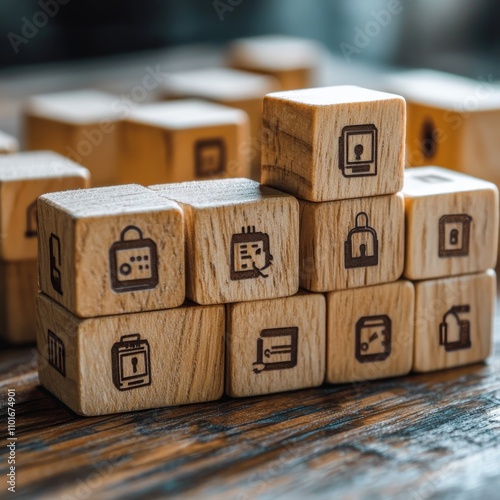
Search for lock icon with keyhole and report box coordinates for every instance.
[344,212,379,269]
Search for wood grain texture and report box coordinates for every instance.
[262,85,406,202]
[403,167,499,280]
[414,270,496,373]
[24,90,124,186]
[226,291,325,397]
[326,280,414,383]
[117,100,250,186]
[0,151,90,261]
[37,184,185,317]
[149,178,299,305]
[0,130,18,154]
[299,193,404,292]
[36,293,225,416]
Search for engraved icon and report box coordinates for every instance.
[253,327,298,374]
[439,305,471,352]
[25,200,38,238]
[111,333,152,391]
[421,118,437,158]
[49,233,63,295]
[339,124,378,177]
[109,225,158,293]
[438,214,472,258]
[345,212,379,269]
[195,138,226,177]
[355,315,391,363]
[230,226,273,280]
[48,329,66,377]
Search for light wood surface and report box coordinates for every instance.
[326,280,414,383]
[149,178,299,305]
[117,99,250,186]
[37,184,185,318]
[413,270,496,372]
[36,293,225,416]
[226,290,325,397]
[403,167,499,280]
[0,130,18,154]
[24,90,125,186]
[299,193,404,292]
[262,85,406,202]
[0,151,90,261]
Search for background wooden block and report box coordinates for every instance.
[0,260,38,344]
[403,167,498,280]
[326,280,414,383]
[117,99,250,185]
[227,35,321,91]
[299,193,404,292]
[149,178,299,305]
[38,184,185,317]
[0,130,19,154]
[160,68,279,180]
[0,152,90,261]
[36,293,225,416]
[262,85,406,202]
[226,291,325,397]
[24,90,123,186]
[413,270,495,373]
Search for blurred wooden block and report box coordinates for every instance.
[299,193,404,292]
[37,184,185,317]
[227,35,321,91]
[413,270,495,373]
[0,131,19,154]
[0,260,38,344]
[262,86,405,202]
[117,100,250,185]
[149,178,299,305]
[36,293,225,416]
[0,152,90,261]
[326,280,414,383]
[402,167,498,280]
[160,68,279,180]
[226,291,325,397]
[24,90,123,186]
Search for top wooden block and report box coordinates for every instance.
[0,131,19,154]
[262,85,406,202]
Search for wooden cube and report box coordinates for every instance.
[0,260,38,344]
[299,193,404,292]
[36,293,225,416]
[149,178,299,305]
[0,152,90,261]
[0,131,19,154]
[226,291,325,397]
[227,35,321,91]
[37,184,185,317]
[262,85,406,202]
[413,270,495,372]
[117,99,250,185]
[24,90,123,186]
[326,280,414,383]
[402,167,498,280]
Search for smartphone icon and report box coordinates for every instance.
[49,233,63,295]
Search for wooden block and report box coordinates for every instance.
[326,280,414,383]
[24,90,123,186]
[37,184,185,317]
[226,291,325,397]
[262,85,406,202]
[402,167,498,280]
[117,99,250,185]
[0,260,38,344]
[413,270,495,373]
[36,293,225,416]
[0,152,90,261]
[299,193,404,292]
[149,178,299,305]
[160,68,279,180]
[0,131,19,154]
[227,35,321,91]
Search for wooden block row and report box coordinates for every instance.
[0,131,19,154]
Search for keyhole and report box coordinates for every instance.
[354,144,364,160]
[450,229,459,245]
[421,119,437,158]
[360,243,366,257]
[131,357,138,373]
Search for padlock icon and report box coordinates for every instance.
[344,212,379,269]
[109,225,158,293]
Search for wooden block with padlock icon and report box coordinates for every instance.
[37,184,185,318]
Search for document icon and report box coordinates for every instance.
[252,327,298,374]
